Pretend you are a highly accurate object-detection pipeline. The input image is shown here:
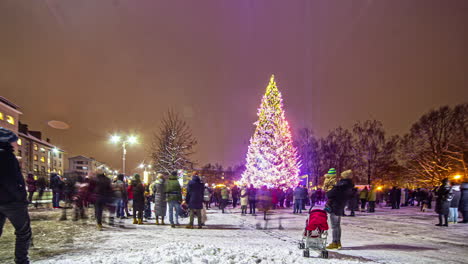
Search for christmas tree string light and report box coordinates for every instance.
[240,75,301,189]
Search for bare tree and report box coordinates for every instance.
[320,127,355,180]
[401,104,467,186]
[353,120,398,185]
[296,128,324,186]
[151,111,197,174]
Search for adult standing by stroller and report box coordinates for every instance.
[25,174,36,204]
[152,174,167,225]
[459,182,468,223]
[186,175,204,229]
[435,178,453,226]
[324,170,354,250]
[165,171,182,228]
[0,128,32,264]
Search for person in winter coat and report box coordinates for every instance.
[186,175,204,228]
[359,187,368,212]
[459,182,468,223]
[203,184,211,209]
[34,176,46,208]
[367,186,377,212]
[0,128,32,264]
[93,173,116,230]
[165,171,182,228]
[151,174,167,225]
[240,186,248,215]
[248,184,257,215]
[131,174,145,225]
[285,188,293,208]
[220,186,230,213]
[435,178,453,226]
[113,174,126,219]
[231,185,239,208]
[72,175,88,222]
[346,188,358,217]
[325,170,354,250]
[49,173,63,208]
[25,174,36,204]
[278,188,286,208]
[400,188,407,207]
[293,185,307,214]
[390,187,400,209]
[257,186,272,220]
[448,183,461,224]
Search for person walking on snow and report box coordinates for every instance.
[220,186,230,213]
[165,171,182,228]
[186,175,204,229]
[0,128,32,264]
[25,174,36,204]
[435,178,453,226]
[130,174,145,225]
[325,170,354,250]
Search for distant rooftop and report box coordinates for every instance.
[0,96,21,111]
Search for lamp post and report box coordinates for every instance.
[139,163,152,184]
[110,134,138,175]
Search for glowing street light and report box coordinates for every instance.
[110,133,139,175]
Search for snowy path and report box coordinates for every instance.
[35,206,468,264]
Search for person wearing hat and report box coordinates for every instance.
[0,127,32,264]
[324,169,354,250]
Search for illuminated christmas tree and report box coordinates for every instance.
[240,75,301,189]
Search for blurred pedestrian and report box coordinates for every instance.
[231,184,239,208]
[93,173,116,230]
[113,174,126,219]
[359,187,368,212]
[49,173,63,208]
[220,185,229,213]
[240,185,248,215]
[293,184,306,214]
[459,182,468,223]
[203,184,211,209]
[25,174,36,204]
[34,175,46,208]
[257,186,272,221]
[72,176,88,222]
[0,128,32,264]
[367,186,377,213]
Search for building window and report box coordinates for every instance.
[17,138,22,146]
[41,166,45,172]
[54,160,57,166]
[34,144,38,151]
[47,168,51,173]
[34,165,38,172]
[40,156,45,163]
[59,161,62,167]
[6,115,14,125]
[82,166,88,170]
[59,153,62,159]
[0,112,3,120]
[34,155,38,161]
[58,169,62,175]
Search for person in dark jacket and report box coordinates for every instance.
[248,184,257,215]
[25,174,36,204]
[346,187,359,217]
[231,185,239,208]
[435,178,453,226]
[459,182,468,223]
[324,170,354,250]
[448,183,461,224]
[186,175,204,228]
[93,173,116,230]
[0,128,32,264]
[131,174,145,225]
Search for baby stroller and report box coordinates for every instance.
[298,209,329,258]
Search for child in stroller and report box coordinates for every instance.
[299,209,329,258]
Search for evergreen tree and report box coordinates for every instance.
[240,75,300,189]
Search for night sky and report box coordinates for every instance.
[1,1,467,172]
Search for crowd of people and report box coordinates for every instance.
[1,125,468,263]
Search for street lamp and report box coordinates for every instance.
[110,134,138,175]
[139,162,152,183]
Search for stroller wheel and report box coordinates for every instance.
[321,250,328,259]
[298,242,305,249]
[303,249,310,258]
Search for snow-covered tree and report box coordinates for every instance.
[151,111,197,174]
[240,75,300,189]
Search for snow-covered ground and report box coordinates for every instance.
[34,205,468,264]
